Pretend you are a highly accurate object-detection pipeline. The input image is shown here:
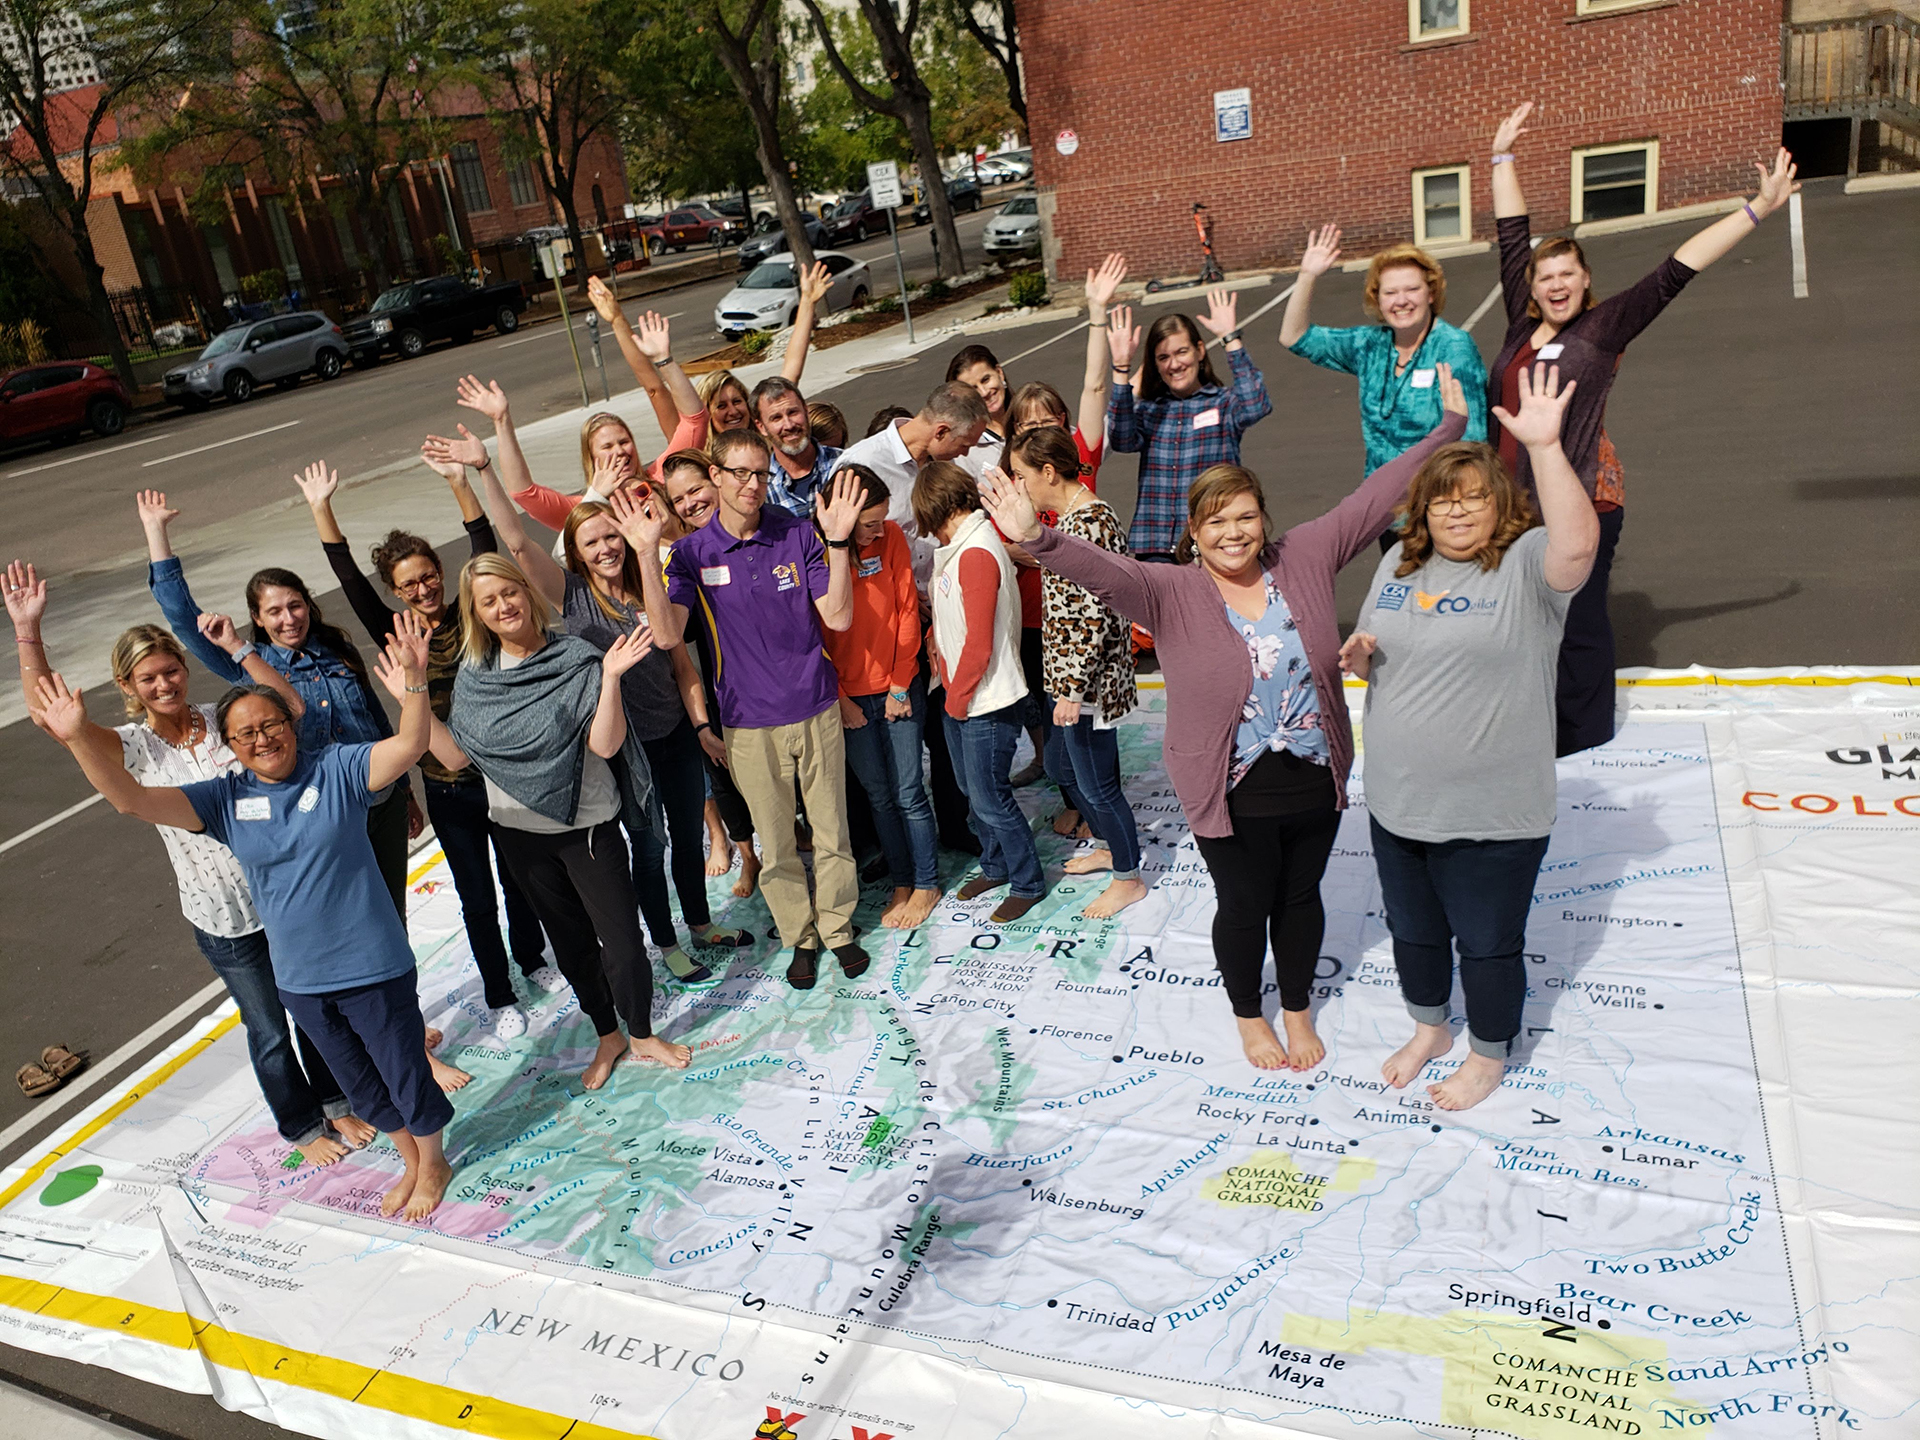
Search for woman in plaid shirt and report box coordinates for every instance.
[1106,289,1273,559]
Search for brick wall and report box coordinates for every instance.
[456,122,630,245]
[1023,0,1784,281]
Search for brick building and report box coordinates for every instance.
[1021,0,1791,282]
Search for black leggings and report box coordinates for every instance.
[491,820,655,1039]
[1556,506,1624,757]
[1193,804,1341,1017]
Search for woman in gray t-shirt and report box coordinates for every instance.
[1342,364,1598,1113]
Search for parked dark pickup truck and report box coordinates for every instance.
[342,276,530,365]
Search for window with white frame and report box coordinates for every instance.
[1408,0,1469,42]
[1572,140,1657,222]
[1411,164,1471,246]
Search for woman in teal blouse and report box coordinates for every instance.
[1280,228,1488,550]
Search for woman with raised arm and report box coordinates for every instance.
[695,260,833,437]
[140,490,423,916]
[294,458,548,1033]
[1485,100,1797,755]
[426,392,749,979]
[1002,251,1129,482]
[431,553,691,1087]
[584,274,708,457]
[1107,288,1272,562]
[4,566,368,1160]
[980,369,1469,1073]
[1341,364,1597,1113]
[33,619,460,1219]
[1280,226,1488,552]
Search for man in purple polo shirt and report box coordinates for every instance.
[666,428,867,990]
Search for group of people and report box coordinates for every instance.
[4,107,1799,1219]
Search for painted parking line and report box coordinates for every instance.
[140,420,300,467]
[0,794,103,855]
[5,431,178,480]
[1461,281,1504,333]
[1790,191,1809,299]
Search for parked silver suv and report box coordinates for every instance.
[162,311,349,411]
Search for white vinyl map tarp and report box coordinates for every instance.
[0,669,1913,1440]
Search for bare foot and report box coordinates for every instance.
[582,1033,625,1090]
[429,1053,472,1093]
[732,849,762,900]
[1235,1015,1289,1070]
[380,1166,417,1217]
[1280,1010,1325,1071]
[628,1036,693,1069]
[1382,1022,1454,1089]
[402,1154,453,1221]
[704,834,734,878]
[301,1135,350,1167]
[1429,1052,1506,1111]
[1051,808,1084,837]
[1063,848,1113,875]
[1081,875,1147,918]
[893,886,940,931]
[423,1026,443,1050]
[334,1116,378,1148]
[880,886,913,928]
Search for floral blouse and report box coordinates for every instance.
[1227,574,1328,786]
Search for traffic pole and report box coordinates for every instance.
[887,207,914,345]
[548,243,589,408]
[585,311,610,402]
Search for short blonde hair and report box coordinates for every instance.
[1363,244,1448,320]
[579,412,635,487]
[458,552,555,666]
[109,625,191,719]
[696,369,747,422]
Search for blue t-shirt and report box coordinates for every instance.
[1227,575,1328,786]
[183,743,415,995]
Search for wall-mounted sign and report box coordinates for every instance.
[1055,128,1079,157]
[1213,87,1251,143]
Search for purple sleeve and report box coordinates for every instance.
[801,526,831,600]
[1497,214,1536,335]
[1276,411,1468,572]
[1025,525,1166,632]
[665,543,699,612]
[1577,255,1698,354]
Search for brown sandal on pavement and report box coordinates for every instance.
[16,1062,62,1098]
[40,1044,88,1080]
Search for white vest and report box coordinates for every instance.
[930,511,1027,718]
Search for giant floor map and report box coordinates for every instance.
[0,672,1913,1440]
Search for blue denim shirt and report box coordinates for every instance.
[147,558,399,775]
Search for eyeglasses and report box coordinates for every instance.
[716,465,771,485]
[392,575,439,594]
[1426,489,1493,516]
[227,718,291,748]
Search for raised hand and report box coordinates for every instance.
[1107,304,1140,371]
[1435,361,1465,419]
[798,261,831,306]
[1300,223,1342,277]
[294,460,338,508]
[585,274,624,325]
[1492,100,1534,154]
[1197,289,1239,342]
[1084,252,1127,309]
[814,466,865,544]
[1490,362,1575,451]
[420,447,465,483]
[1338,631,1377,681]
[633,311,672,364]
[136,488,179,533]
[589,453,634,495]
[422,424,489,473]
[197,612,244,654]
[32,672,87,744]
[371,611,431,699]
[3,560,46,634]
[977,464,1042,544]
[607,483,666,551]
[454,374,510,425]
[601,624,655,679]
[1753,147,1799,216]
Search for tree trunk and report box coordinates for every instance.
[705,26,816,272]
[69,206,137,389]
[900,95,963,279]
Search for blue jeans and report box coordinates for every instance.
[1369,817,1551,1059]
[422,776,547,1008]
[192,927,348,1145]
[1043,709,1141,878]
[842,674,940,890]
[943,700,1045,899]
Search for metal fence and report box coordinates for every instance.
[1783,11,1920,126]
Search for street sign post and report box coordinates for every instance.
[867,160,914,344]
[544,240,590,408]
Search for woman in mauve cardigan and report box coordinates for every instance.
[984,376,1467,1074]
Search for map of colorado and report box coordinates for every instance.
[0,673,1910,1440]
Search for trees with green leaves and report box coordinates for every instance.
[942,0,1023,132]
[0,0,234,384]
[615,9,761,214]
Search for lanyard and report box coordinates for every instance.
[1376,320,1435,420]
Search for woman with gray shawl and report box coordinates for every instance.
[429,551,691,1086]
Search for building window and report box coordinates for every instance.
[1408,0,1468,41]
[1575,0,1660,12]
[1572,140,1658,222]
[1411,164,1471,246]
[265,197,303,281]
[505,156,542,209]
[449,141,492,212]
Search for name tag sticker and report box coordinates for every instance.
[700,565,731,586]
[1409,368,1436,389]
[1536,343,1565,360]
[1192,407,1221,431]
[235,796,271,821]
[857,555,883,578]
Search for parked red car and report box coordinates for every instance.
[640,205,740,252]
[0,362,132,449]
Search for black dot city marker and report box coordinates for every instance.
[1597,1319,1612,1330]
[1113,1055,1125,1063]
[1431,1125,1443,1133]
[1602,1145,1613,1153]
[1030,1028,1037,1034]
[1047,1299,1058,1308]
[1653,1003,1664,1009]
[1022,1178,1031,1186]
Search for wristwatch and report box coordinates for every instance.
[825,537,851,550]
[230,642,258,663]
[1224,329,1244,345]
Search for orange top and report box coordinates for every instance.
[822,522,921,699]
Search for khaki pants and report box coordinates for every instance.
[725,704,857,951]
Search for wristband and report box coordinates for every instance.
[888,688,910,701]
[230,642,258,663]
[1743,202,1760,226]
[474,455,491,472]
[825,536,851,550]
[1087,319,1107,328]
[405,683,428,694]
[1491,152,1515,166]
[15,635,41,645]
[654,354,676,367]
[696,720,716,735]
[1224,330,1243,345]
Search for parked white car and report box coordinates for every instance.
[713,252,873,338]
[983,193,1043,257]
